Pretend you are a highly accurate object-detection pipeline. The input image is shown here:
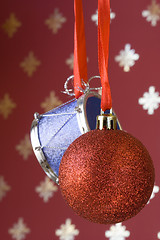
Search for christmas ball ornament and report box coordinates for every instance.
[59,114,155,224]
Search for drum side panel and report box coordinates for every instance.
[38,100,77,147]
[42,114,81,175]
[37,100,81,176]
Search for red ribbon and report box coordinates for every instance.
[98,0,112,111]
[74,0,88,99]
[73,0,112,112]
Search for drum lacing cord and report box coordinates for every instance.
[41,112,76,117]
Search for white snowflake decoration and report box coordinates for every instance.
[66,53,74,70]
[158,231,160,239]
[91,9,115,25]
[138,86,160,115]
[142,0,160,27]
[16,134,32,160]
[8,218,30,240]
[45,8,66,34]
[35,176,58,203]
[55,218,79,240]
[105,223,130,240]
[0,176,11,201]
[115,44,139,72]
[148,185,159,204]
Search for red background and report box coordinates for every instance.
[0,0,160,239]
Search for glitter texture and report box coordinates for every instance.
[59,130,155,224]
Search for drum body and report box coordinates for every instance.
[30,92,121,184]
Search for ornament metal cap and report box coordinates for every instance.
[96,112,117,130]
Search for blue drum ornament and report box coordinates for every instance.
[30,81,122,185]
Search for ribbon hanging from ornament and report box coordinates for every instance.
[73,0,112,111]
[73,0,88,98]
[98,0,112,111]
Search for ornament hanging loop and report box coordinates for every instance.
[62,75,102,96]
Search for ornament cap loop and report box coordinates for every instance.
[96,114,117,130]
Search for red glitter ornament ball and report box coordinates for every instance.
[59,129,155,224]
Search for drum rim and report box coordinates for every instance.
[76,91,102,134]
[30,114,59,185]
